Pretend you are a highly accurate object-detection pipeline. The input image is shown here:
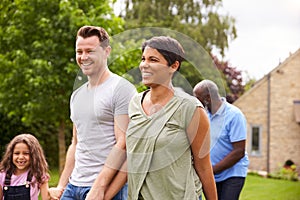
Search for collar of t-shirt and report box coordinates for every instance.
[209,97,226,120]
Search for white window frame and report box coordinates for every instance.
[250,125,262,156]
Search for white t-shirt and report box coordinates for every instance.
[70,73,136,186]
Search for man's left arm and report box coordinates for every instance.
[213,140,246,174]
[86,114,129,200]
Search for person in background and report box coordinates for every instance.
[0,133,51,200]
[49,25,136,200]
[193,79,249,200]
[126,36,217,200]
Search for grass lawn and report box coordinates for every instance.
[240,174,300,200]
[47,169,300,200]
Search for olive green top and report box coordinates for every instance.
[126,90,203,200]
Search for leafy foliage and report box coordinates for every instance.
[121,0,236,56]
[212,55,244,102]
[268,163,299,182]
[0,0,124,167]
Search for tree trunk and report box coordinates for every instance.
[58,121,66,175]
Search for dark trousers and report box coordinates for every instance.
[216,177,245,200]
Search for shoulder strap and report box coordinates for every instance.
[27,171,32,182]
[4,171,11,185]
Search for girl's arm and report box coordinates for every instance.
[40,181,50,200]
[187,107,217,200]
[0,186,3,199]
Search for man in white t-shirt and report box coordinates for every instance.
[50,25,136,200]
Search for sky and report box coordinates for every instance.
[221,0,300,80]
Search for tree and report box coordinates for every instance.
[0,0,124,172]
[121,0,236,56]
[212,55,244,103]
[116,0,240,94]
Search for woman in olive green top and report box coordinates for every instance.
[126,36,217,200]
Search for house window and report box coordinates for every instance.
[250,125,261,156]
[293,100,300,123]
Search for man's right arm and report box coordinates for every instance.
[212,140,246,174]
[58,125,77,187]
[49,125,77,199]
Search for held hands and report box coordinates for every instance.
[48,187,64,200]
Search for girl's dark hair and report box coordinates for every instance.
[76,25,110,48]
[0,134,49,184]
[142,36,185,71]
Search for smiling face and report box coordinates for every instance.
[75,36,110,78]
[12,142,31,175]
[139,46,177,88]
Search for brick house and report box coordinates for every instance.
[233,48,300,175]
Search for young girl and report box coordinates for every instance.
[0,133,50,200]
